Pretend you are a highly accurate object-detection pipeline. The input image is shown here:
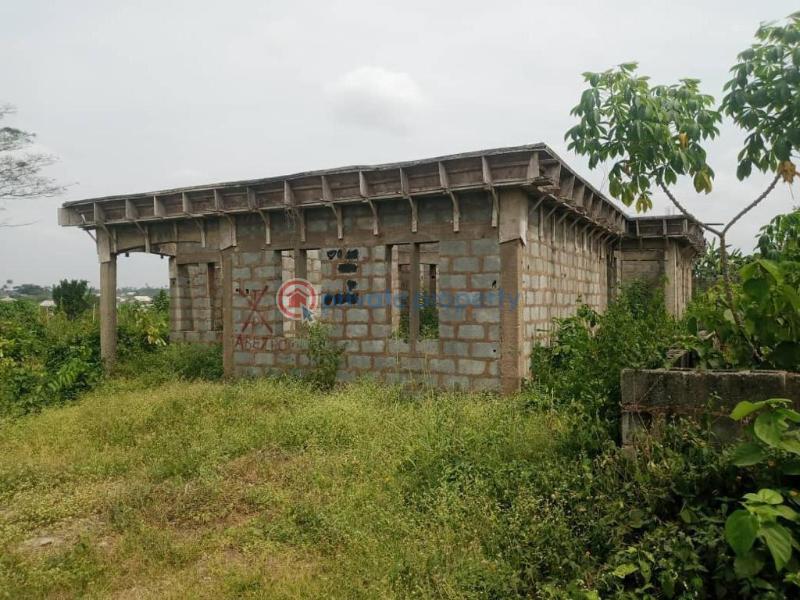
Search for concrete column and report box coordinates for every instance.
[222,250,234,377]
[409,242,420,349]
[295,248,308,279]
[499,240,523,394]
[99,254,117,367]
[498,189,527,394]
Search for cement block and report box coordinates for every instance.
[346,324,368,337]
[439,240,468,256]
[458,359,486,375]
[458,324,485,339]
[429,359,455,374]
[453,257,480,272]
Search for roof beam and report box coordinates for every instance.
[246,188,258,210]
[124,199,138,221]
[181,192,192,215]
[153,196,166,218]
[527,152,540,179]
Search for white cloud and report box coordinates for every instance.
[327,66,427,134]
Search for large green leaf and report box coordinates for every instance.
[734,552,765,578]
[731,400,768,421]
[757,258,782,281]
[743,277,770,300]
[754,411,787,448]
[731,441,768,466]
[744,488,784,505]
[726,509,759,555]
[760,522,794,572]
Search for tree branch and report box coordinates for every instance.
[658,181,720,236]
[723,172,782,236]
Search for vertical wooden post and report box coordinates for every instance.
[409,242,420,350]
[99,254,117,367]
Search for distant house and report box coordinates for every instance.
[0,296,14,303]
[133,295,152,303]
[39,299,56,309]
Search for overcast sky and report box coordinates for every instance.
[1,0,798,288]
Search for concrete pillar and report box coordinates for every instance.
[222,249,234,377]
[409,242,420,349]
[295,248,308,279]
[498,189,527,394]
[99,254,117,366]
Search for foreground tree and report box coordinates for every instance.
[0,105,63,226]
[566,11,800,360]
[52,279,93,319]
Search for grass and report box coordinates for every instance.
[0,377,569,599]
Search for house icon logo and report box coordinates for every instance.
[276,278,318,321]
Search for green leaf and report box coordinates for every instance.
[726,509,759,556]
[781,460,800,475]
[754,411,786,448]
[756,258,782,281]
[731,400,769,421]
[743,277,770,300]
[734,552,765,578]
[731,441,768,466]
[612,562,638,578]
[744,488,784,505]
[775,505,799,522]
[760,522,793,572]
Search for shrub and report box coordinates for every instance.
[528,281,685,427]
[52,279,93,319]
[687,258,800,370]
[304,321,343,390]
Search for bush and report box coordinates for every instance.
[304,321,343,390]
[687,258,800,370]
[0,298,175,415]
[52,279,93,319]
[528,281,685,428]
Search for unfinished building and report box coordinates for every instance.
[59,144,703,393]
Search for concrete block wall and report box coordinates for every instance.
[169,259,222,344]
[227,238,502,391]
[618,238,694,316]
[521,203,613,366]
[621,368,800,444]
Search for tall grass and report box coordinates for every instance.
[0,374,738,598]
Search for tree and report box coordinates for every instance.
[565,12,800,361]
[0,104,63,226]
[52,279,93,319]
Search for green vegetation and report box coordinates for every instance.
[529,282,686,431]
[0,375,744,599]
[52,279,93,320]
[305,321,344,390]
[725,399,800,584]
[0,260,797,597]
[0,297,220,416]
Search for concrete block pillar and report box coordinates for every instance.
[99,254,117,367]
